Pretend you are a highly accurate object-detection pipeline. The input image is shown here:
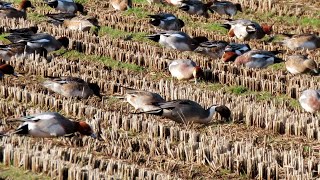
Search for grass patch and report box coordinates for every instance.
[98,26,148,42]
[268,63,285,71]
[27,13,47,23]
[123,7,149,18]
[74,0,88,4]
[54,50,145,72]
[227,86,248,95]
[0,33,11,44]
[0,163,50,180]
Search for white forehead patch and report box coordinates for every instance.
[33,114,55,120]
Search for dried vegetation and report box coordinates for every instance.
[0,0,319,179]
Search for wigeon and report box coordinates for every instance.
[8,33,69,52]
[110,0,132,11]
[299,90,320,113]
[42,76,101,99]
[146,31,208,51]
[210,0,242,17]
[45,0,85,14]
[46,13,99,32]
[221,43,251,61]
[281,34,320,50]
[179,0,214,18]
[224,50,282,68]
[0,0,34,19]
[11,112,96,138]
[0,42,48,61]
[123,88,166,112]
[285,55,318,75]
[136,99,231,124]
[194,40,229,58]
[148,13,185,31]
[0,63,17,78]
[221,19,272,41]
[169,59,204,83]
[164,0,200,6]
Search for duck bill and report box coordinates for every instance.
[90,133,97,139]
[12,72,19,77]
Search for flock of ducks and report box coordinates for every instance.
[0,0,319,138]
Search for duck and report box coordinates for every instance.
[148,13,185,31]
[299,90,320,113]
[123,88,166,112]
[179,0,214,18]
[0,0,34,19]
[221,19,272,41]
[281,34,320,50]
[6,33,69,52]
[0,1,13,8]
[0,42,48,61]
[210,0,242,17]
[42,76,101,99]
[285,55,318,75]
[136,99,231,124]
[46,13,99,33]
[0,63,17,79]
[194,40,229,58]
[169,59,204,83]
[224,50,282,69]
[221,43,251,61]
[110,0,132,11]
[10,112,96,138]
[146,31,208,51]
[45,0,85,14]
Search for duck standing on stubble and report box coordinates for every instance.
[10,112,96,138]
[42,76,101,99]
[136,99,231,124]
[146,31,208,51]
[210,0,242,17]
[111,0,132,11]
[285,55,318,75]
[281,34,320,50]
[179,0,214,18]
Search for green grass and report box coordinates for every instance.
[98,26,148,42]
[0,163,50,180]
[267,63,285,71]
[0,33,11,44]
[27,13,47,23]
[54,50,145,72]
[227,86,248,95]
[123,7,149,18]
[74,0,88,4]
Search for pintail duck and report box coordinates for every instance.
[123,88,166,112]
[0,63,17,79]
[110,0,132,11]
[7,33,69,52]
[281,34,320,50]
[46,13,99,33]
[210,0,242,17]
[221,43,251,61]
[285,55,318,75]
[146,31,208,51]
[0,0,34,19]
[0,42,47,61]
[169,59,204,83]
[45,0,85,14]
[10,112,96,138]
[194,40,228,58]
[42,76,101,99]
[224,50,282,69]
[221,19,272,41]
[148,13,184,31]
[179,0,214,18]
[299,90,320,113]
[136,99,231,124]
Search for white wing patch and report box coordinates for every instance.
[170,33,186,39]
[33,114,56,120]
[32,39,51,43]
[165,16,176,21]
[251,54,270,59]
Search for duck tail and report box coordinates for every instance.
[220,23,231,30]
[11,124,29,135]
[145,34,160,42]
[274,57,284,64]
[269,50,283,55]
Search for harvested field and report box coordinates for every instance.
[0,0,319,179]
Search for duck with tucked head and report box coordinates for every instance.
[45,0,85,14]
[169,59,204,84]
[299,90,320,113]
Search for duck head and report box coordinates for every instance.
[215,105,231,121]
[0,64,17,76]
[88,82,102,99]
[75,121,96,138]
[58,37,69,48]
[261,23,272,35]
[19,0,35,10]
[193,66,204,83]
[222,51,237,62]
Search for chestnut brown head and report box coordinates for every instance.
[261,24,272,35]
